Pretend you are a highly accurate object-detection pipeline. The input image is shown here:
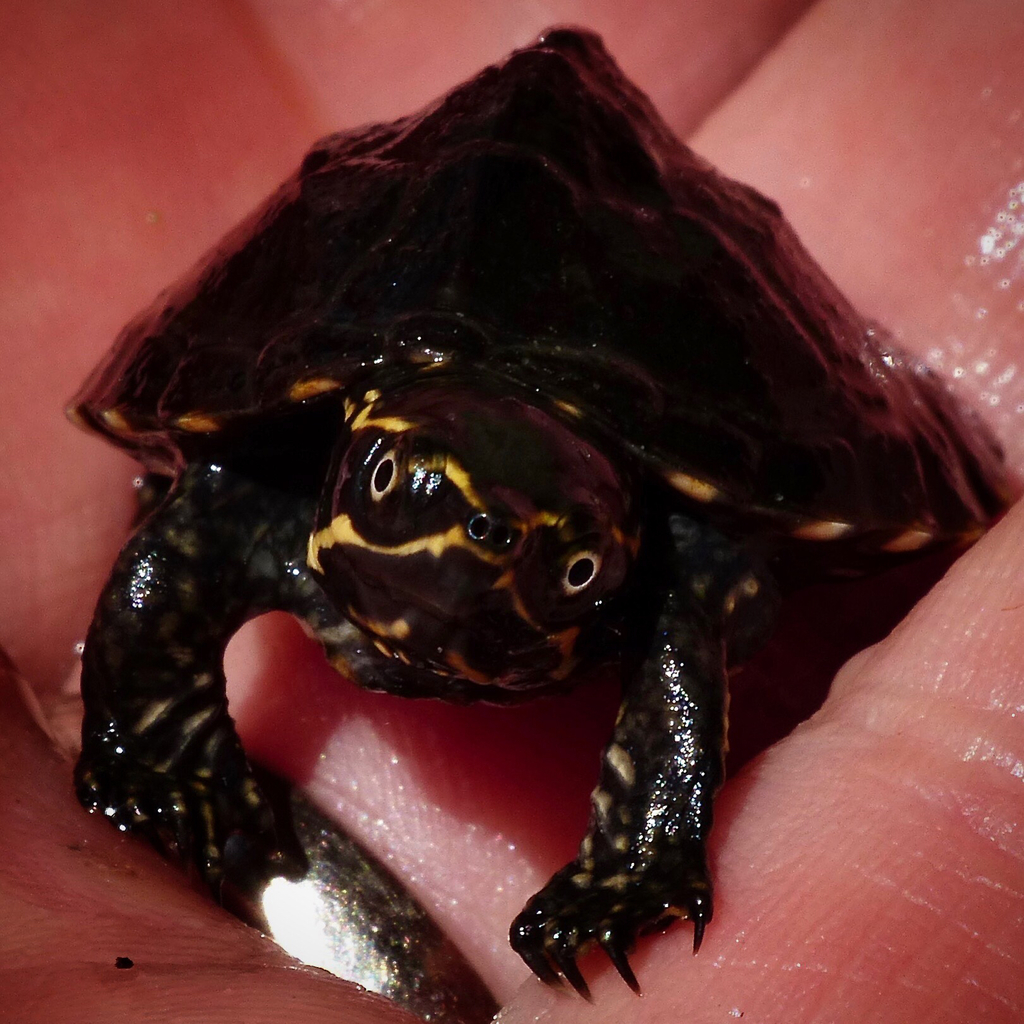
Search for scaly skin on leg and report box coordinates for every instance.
[75,463,316,881]
[510,517,778,995]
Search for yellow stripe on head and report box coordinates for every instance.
[308,513,505,569]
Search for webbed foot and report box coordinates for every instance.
[510,853,712,996]
[75,743,286,887]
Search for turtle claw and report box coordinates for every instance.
[509,912,566,990]
[551,948,592,1001]
[75,741,275,891]
[599,935,640,994]
[690,889,711,953]
[511,856,713,995]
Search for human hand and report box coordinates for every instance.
[1,2,1021,1021]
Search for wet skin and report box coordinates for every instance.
[2,4,1024,1019]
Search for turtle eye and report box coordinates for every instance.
[370,451,399,501]
[561,551,601,595]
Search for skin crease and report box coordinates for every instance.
[1,1,1023,1021]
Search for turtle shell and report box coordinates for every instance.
[71,28,1006,550]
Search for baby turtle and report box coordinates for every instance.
[69,28,1007,995]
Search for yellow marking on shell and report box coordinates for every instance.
[613,834,630,852]
[288,376,341,401]
[309,514,503,567]
[554,399,583,418]
[65,403,88,429]
[605,743,636,787]
[99,408,132,433]
[174,411,222,433]
[444,649,493,685]
[343,398,357,422]
[791,519,855,541]
[881,527,935,553]
[372,638,394,658]
[363,389,382,403]
[958,523,986,547]
[665,470,721,503]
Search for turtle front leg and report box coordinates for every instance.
[510,516,779,995]
[76,463,314,887]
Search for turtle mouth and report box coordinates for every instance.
[315,540,561,684]
[366,585,562,685]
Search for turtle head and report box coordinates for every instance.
[308,383,638,686]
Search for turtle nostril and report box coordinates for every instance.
[467,513,492,542]
[490,523,512,548]
[467,513,514,549]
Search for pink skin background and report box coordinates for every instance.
[2,2,1023,1021]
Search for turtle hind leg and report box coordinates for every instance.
[510,514,780,993]
[76,462,314,887]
